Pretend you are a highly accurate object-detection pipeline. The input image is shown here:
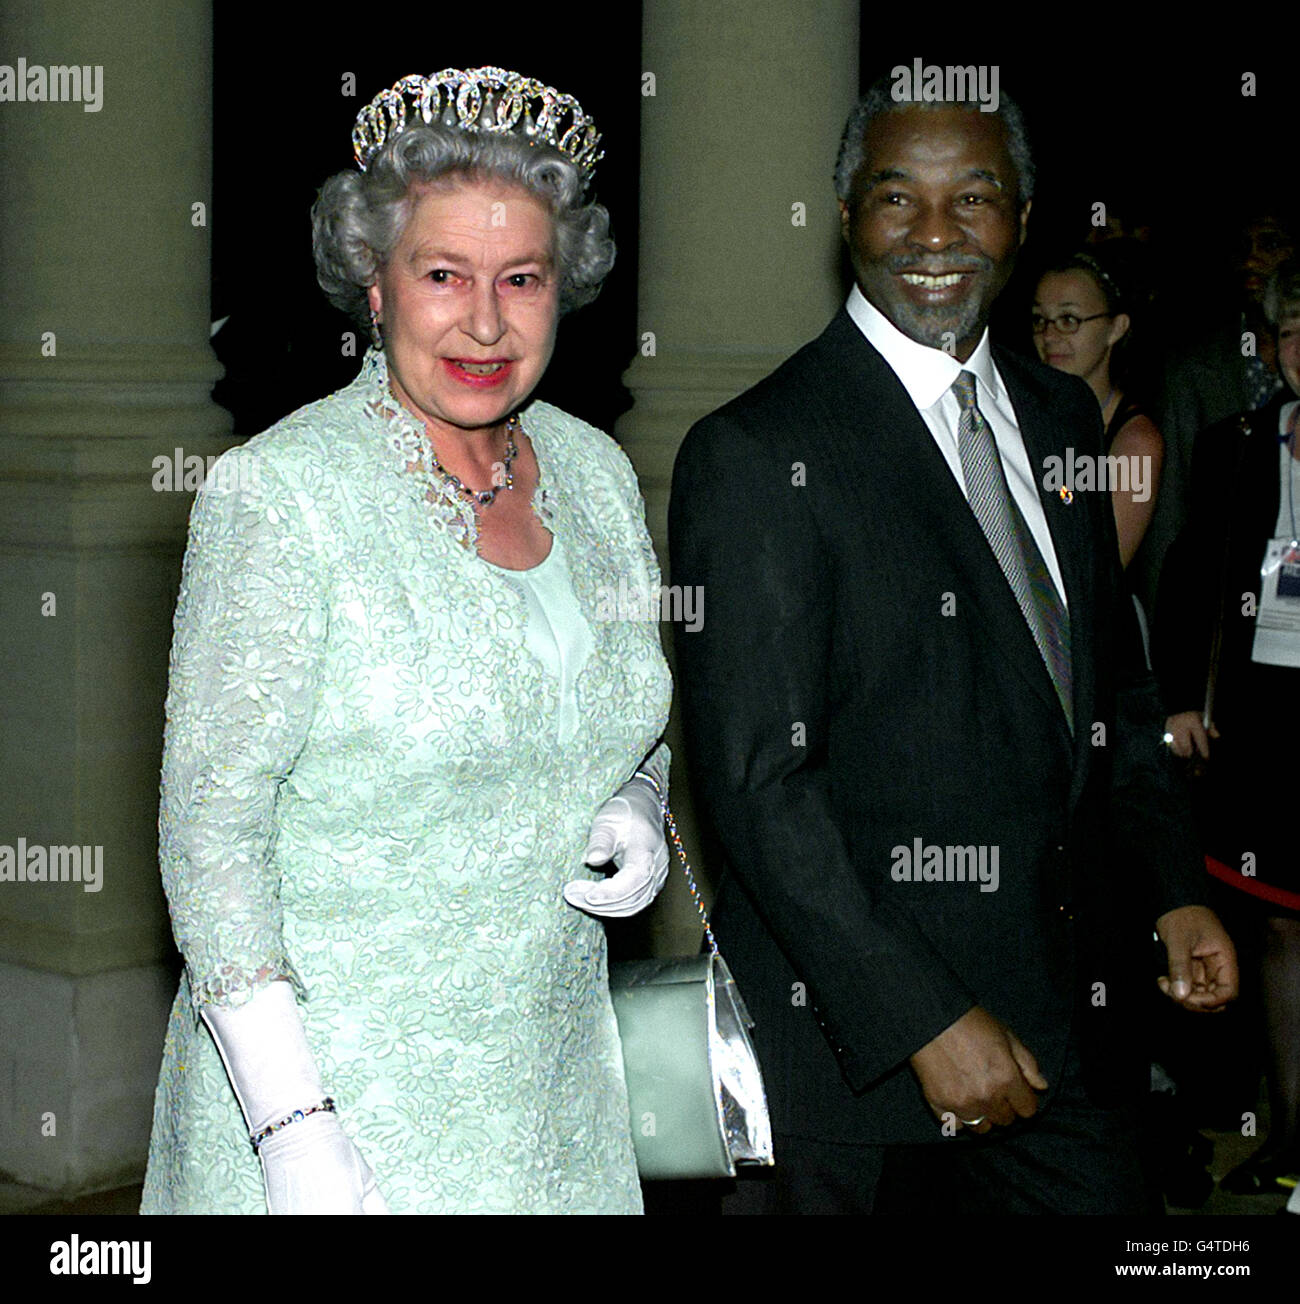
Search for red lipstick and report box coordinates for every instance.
[443,359,513,388]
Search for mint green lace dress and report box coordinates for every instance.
[139,349,672,1214]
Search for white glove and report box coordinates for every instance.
[565,750,670,918]
[201,978,388,1215]
[256,1110,387,1215]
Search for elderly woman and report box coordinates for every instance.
[140,68,672,1215]
[1155,260,1300,1200]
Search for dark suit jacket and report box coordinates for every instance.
[668,308,1209,1146]
[1152,392,1300,896]
[1154,392,1290,725]
[1133,320,1259,615]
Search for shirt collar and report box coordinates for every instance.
[846,283,1003,412]
[1279,398,1300,440]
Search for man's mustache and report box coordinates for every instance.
[883,255,993,275]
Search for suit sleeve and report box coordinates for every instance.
[159,448,324,1020]
[1109,633,1212,920]
[606,436,673,790]
[669,411,976,1090]
[1103,427,1211,922]
[1152,417,1247,716]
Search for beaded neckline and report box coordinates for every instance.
[357,346,554,553]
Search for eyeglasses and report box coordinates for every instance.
[1030,311,1111,335]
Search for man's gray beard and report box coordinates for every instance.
[889,295,985,351]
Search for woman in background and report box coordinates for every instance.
[1155,262,1300,1202]
[1033,249,1163,571]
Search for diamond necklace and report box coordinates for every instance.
[424,415,520,507]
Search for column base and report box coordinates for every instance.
[0,958,176,1194]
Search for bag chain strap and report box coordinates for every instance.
[635,768,718,956]
[663,802,719,957]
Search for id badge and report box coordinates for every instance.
[1252,538,1300,667]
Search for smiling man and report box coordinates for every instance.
[841,104,1023,358]
[669,76,1237,1215]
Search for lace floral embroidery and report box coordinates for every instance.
[142,349,672,1214]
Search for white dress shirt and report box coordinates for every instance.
[846,284,1068,607]
[1273,399,1300,541]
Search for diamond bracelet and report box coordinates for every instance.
[631,769,664,804]
[249,1097,336,1154]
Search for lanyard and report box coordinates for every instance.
[1289,435,1296,545]
[1289,408,1300,545]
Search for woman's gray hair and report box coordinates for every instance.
[1264,259,1300,326]
[312,124,615,326]
[833,75,1035,210]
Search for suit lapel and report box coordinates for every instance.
[806,312,1076,747]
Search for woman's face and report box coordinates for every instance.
[367,178,560,440]
[1032,269,1126,382]
[1279,309,1300,397]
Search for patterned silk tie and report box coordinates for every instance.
[951,370,1073,731]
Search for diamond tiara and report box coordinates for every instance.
[351,66,603,183]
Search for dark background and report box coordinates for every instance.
[210,12,1294,438]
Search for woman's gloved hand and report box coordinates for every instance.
[201,977,388,1214]
[565,748,670,918]
[256,1108,388,1215]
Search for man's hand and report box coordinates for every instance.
[909,1005,1048,1135]
[1155,904,1238,1011]
[1164,710,1219,760]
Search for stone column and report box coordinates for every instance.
[618,0,859,954]
[0,0,232,1197]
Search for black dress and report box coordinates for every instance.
[1105,397,1147,446]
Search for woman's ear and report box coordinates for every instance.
[1107,311,1131,348]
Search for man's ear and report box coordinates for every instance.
[838,198,851,241]
[1018,199,1032,248]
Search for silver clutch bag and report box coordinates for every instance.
[608,803,775,1180]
